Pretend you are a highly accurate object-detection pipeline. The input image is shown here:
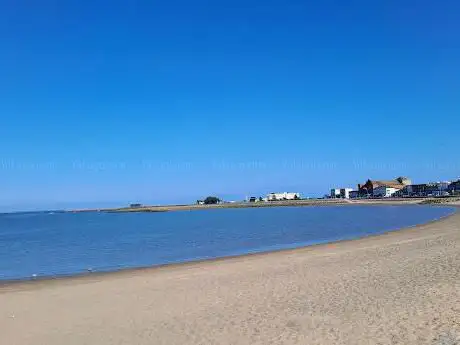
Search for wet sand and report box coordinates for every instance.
[1,209,460,345]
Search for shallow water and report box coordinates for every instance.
[0,205,454,280]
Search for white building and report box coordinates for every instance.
[330,188,353,199]
[330,189,341,198]
[267,192,301,201]
[373,186,400,198]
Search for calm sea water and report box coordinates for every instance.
[0,205,454,281]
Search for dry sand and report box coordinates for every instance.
[1,209,460,345]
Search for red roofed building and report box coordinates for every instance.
[358,177,411,197]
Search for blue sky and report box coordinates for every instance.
[0,0,459,211]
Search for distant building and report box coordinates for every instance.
[246,196,266,202]
[396,184,427,197]
[396,181,451,197]
[129,203,142,208]
[426,182,451,196]
[349,190,360,199]
[267,192,301,201]
[373,186,399,198]
[358,177,410,197]
[449,180,460,195]
[330,189,340,198]
[330,188,353,199]
[409,184,428,197]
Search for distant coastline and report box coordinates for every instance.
[70,197,460,213]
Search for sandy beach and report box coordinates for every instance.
[2,208,460,345]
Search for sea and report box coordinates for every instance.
[0,205,455,281]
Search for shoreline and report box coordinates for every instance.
[2,204,457,290]
[70,197,460,213]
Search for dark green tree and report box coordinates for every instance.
[204,196,220,205]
